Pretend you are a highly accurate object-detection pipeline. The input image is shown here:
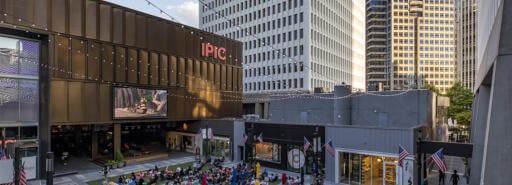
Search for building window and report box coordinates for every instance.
[255,142,281,163]
[338,152,398,185]
[0,36,40,123]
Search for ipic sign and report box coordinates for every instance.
[201,43,227,61]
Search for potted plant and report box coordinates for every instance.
[115,150,126,168]
[105,160,115,169]
[108,160,118,169]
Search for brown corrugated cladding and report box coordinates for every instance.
[0,0,242,125]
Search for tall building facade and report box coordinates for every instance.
[199,0,366,94]
[470,0,512,184]
[366,0,457,93]
[457,0,477,91]
[0,0,242,180]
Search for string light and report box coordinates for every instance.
[0,5,417,104]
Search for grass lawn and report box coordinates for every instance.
[86,162,198,185]
[86,162,284,185]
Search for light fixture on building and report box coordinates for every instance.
[183,123,188,131]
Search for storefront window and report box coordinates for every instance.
[350,154,361,185]
[339,152,349,184]
[361,155,371,185]
[0,36,39,123]
[21,126,37,139]
[255,142,281,163]
[211,138,230,159]
[338,152,397,185]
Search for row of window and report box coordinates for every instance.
[393,52,454,58]
[244,29,304,50]
[244,62,304,78]
[393,60,455,66]
[394,0,455,4]
[394,66,454,73]
[244,45,304,64]
[244,78,304,91]
[203,12,305,39]
[203,0,305,24]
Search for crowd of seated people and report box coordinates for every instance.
[108,159,314,185]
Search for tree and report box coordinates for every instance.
[446,82,473,126]
[421,84,441,95]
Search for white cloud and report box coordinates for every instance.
[167,1,199,28]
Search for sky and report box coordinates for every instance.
[105,0,199,28]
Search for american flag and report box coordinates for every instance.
[398,145,409,167]
[257,133,263,143]
[303,137,311,153]
[0,147,7,160]
[324,139,334,157]
[431,148,447,173]
[20,163,27,185]
[209,129,214,143]
[242,133,248,145]
[195,129,202,142]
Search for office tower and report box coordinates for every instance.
[200,0,366,93]
[366,0,456,93]
[200,0,366,118]
[457,0,477,91]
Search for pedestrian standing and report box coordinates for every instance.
[450,170,460,185]
[439,170,445,185]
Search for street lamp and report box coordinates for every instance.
[409,0,424,89]
[46,152,54,185]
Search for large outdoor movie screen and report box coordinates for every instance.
[113,87,168,119]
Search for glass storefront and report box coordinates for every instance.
[254,142,281,163]
[0,35,40,180]
[338,152,397,185]
[0,36,39,123]
[211,137,231,159]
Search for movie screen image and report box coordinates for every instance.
[113,87,168,119]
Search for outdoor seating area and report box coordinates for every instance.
[93,158,318,185]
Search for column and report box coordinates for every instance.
[113,124,121,159]
[481,58,512,185]
[91,127,98,160]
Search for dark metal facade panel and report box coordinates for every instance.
[69,0,83,36]
[71,38,86,80]
[68,81,84,121]
[150,52,159,86]
[99,4,111,42]
[124,11,135,46]
[114,46,126,83]
[87,42,101,81]
[85,0,97,39]
[138,50,148,84]
[51,0,67,33]
[112,7,123,44]
[100,44,114,82]
[84,82,99,122]
[0,0,242,125]
[159,54,168,86]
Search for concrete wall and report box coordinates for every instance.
[269,86,432,128]
[350,90,432,127]
[470,1,512,184]
[233,120,245,162]
[269,93,334,124]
